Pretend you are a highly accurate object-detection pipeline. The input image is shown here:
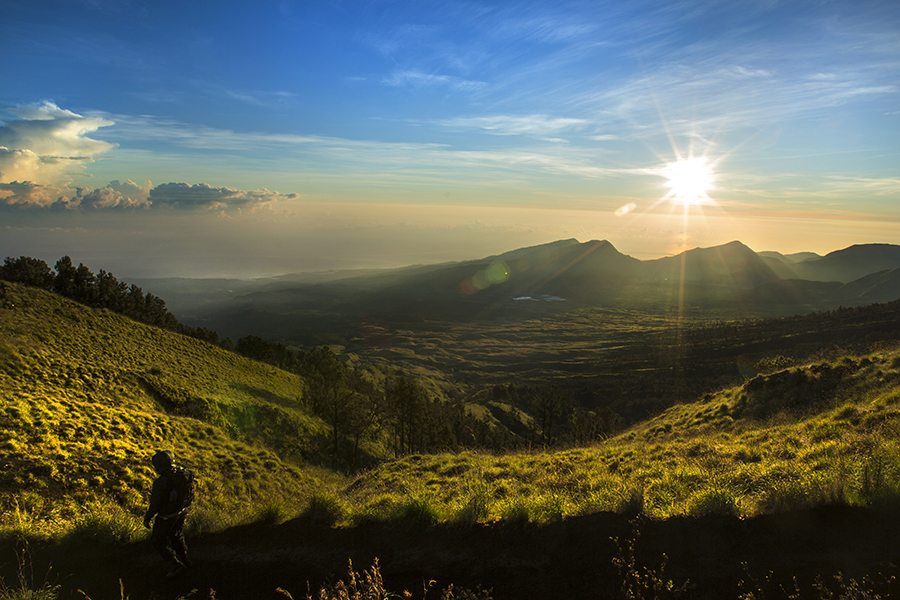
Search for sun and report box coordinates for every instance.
[660,157,715,207]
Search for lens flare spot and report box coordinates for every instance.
[485,262,509,284]
[615,202,637,217]
[459,262,510,296]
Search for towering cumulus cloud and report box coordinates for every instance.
[0,102,296,212]
[0,101,116,186]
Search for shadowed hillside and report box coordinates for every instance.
[790,244,900,283]
[159,240,900,348]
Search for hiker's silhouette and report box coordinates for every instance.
[144,450,193,579]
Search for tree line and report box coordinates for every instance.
[1,255,224,344]
[235,334,519,467]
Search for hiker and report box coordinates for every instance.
[144,450,193,578]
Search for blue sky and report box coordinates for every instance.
[1,0,898,277]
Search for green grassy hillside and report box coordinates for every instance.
[0,282,337,542]
[3,278,900,540]
[339,343,900,524]
[3,280,900,599]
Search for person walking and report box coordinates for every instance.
[144,450,194,578]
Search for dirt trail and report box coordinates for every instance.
[5,506,900,600]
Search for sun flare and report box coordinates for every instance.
[661,157,715,207]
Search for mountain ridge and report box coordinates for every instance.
[107,239,900,350]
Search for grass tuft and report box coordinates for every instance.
[451,478,492,526]
[393,497,441,529]
[687,488,741,518]
[298,492,348,527]
[62,501,144,546]
[276,559,493,600]
[0,549,60,600]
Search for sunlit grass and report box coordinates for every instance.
[0,283,340,543]
[336,347,900,524]
[3,280,900,547]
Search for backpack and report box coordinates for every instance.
[166,466,195,513]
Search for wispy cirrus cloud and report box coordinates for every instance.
[88,107,637,192]
[225,89,297,107]
[825,175,900,197]
[382,69,487,92]
[439,114,587,137]
[579,7,900,141]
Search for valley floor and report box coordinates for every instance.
[5,505,900,600]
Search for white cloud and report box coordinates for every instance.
[0,178,298,213]
[0,101,116,184]
[77,180,152,210]
[382,69,487,92]
[440,114,587,136]
[0,179,149,211]
[147,182,298,211]
[8,102,81,121]
[825,175,900,196]
[0,181,60,209]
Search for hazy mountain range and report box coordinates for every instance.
[135,240,900,344]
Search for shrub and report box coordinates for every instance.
[757,479,803,513]
[298,492,348,527]
[528,491,568,523]
[0,499,52,545]
[614,484,645,517]
[256,498,293,525]
[61,501,143,545]
[687,488,741,517]
[392,497,440,529]
[451,480,492,526]
[613,519,692,600]
[496,497,531,524]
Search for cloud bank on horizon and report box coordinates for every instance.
[0,101,295,213]
[1,0,898,277]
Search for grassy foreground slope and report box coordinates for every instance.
[342,343,900,523]
[0,282,331,540]
[2,282,900,598]
[3,278,900,536]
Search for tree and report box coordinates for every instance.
[97,269,127,311]
[384,376,428,457]
[344,370,380,469]
[530,385,566,447]
[303,347,346,416]
[53,256,77,297]
[0,256,55,289]
[72,262,97,305]
[569,406,619,445]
